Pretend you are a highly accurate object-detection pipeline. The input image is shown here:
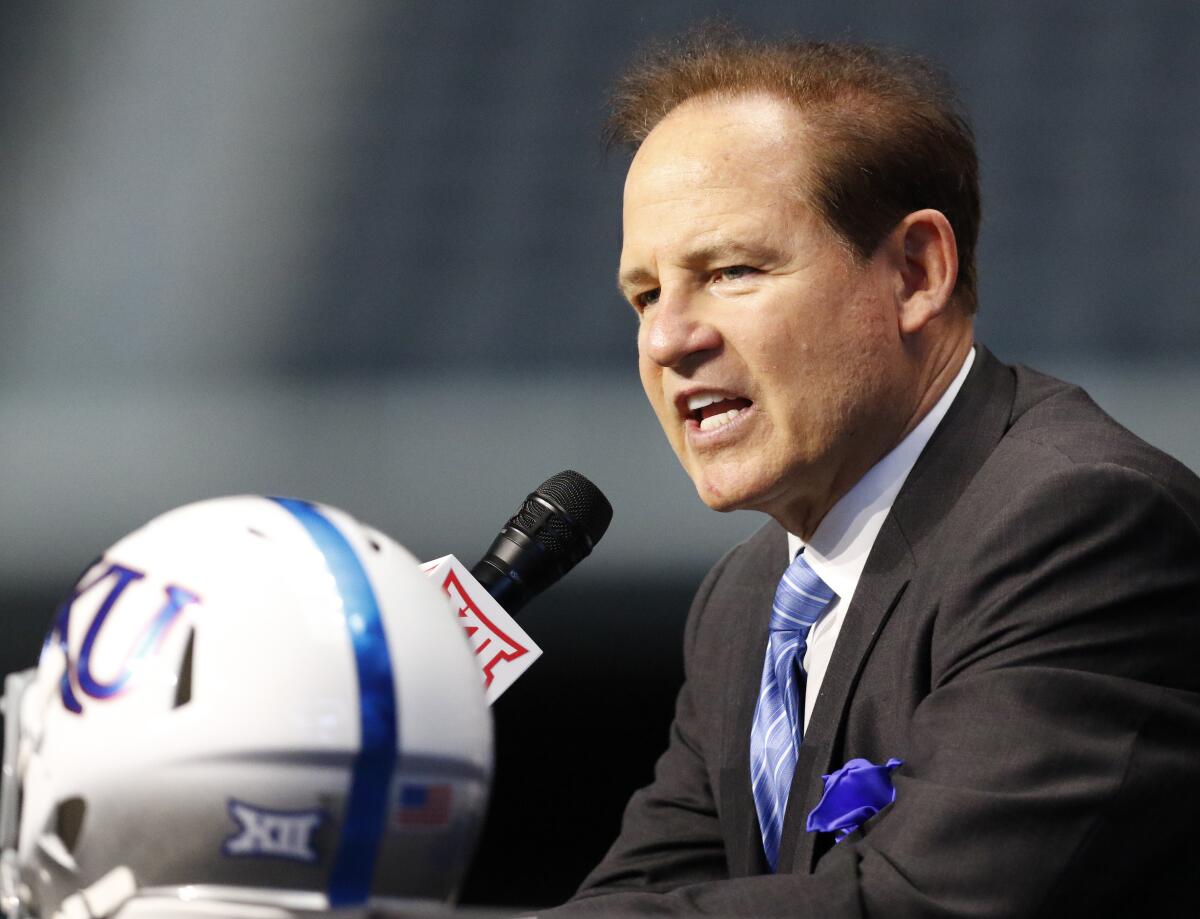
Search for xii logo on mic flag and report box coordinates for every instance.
[421,555,542,705]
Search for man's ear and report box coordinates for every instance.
[890,209,959,335]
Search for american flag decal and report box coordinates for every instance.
[395,783,452,827]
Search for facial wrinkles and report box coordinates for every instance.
[629,193,823,409]
[624,94,814,265]
[625,197,801,309]
[619,93,942,534]
[625,119,805,271]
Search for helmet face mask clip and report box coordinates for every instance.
[0,497,492,919]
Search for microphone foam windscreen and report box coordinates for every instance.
[512,470,613,552]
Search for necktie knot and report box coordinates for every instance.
[769,551,835,633]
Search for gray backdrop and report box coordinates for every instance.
[1,0,1197,907]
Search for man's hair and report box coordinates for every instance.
[606,26,981,312]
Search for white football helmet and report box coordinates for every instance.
[0,496,491,919]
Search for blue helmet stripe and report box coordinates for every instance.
[271,497,398,907]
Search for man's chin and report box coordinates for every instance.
[690,469,768,515]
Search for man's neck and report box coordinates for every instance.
[788,343,977,570]
[895,332,975,450]
[779,332,975,540]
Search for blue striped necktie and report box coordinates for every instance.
[750,550,836,872]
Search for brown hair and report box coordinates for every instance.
[606,26,981,312]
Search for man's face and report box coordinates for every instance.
[619,94,912,531]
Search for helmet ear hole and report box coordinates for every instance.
[55,796,86,854]
[173,628,196,709]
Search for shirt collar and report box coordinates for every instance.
[788,347,976,601]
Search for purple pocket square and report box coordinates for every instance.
[806,757,902,842]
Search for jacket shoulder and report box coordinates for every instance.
[1004,362,1200,512]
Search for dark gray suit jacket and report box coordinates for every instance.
[552,346,1200,916]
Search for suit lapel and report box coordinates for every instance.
[778,516,914,873]
[778,344,1018,874]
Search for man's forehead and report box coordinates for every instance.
[632,93,810,168]
[623,95,812,213]
[623,150,711,191]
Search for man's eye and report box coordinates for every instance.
[716,266,756,282]
[635,288,660,309]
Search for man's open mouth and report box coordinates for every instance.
[687,392,754,432]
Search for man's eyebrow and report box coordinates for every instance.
[616,267,656,297]
[683,241,779,266]
[617,242,779,296]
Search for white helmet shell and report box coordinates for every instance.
[4,496,491,918]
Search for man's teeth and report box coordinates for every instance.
[691,393,734,410]
[687,392,733,412]
[699,409,742,431]
[685,392,749,431]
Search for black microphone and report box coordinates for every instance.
[470,470,613,615]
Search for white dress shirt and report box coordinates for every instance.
[788,347,975,730]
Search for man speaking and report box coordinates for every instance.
[546,29,1200,917]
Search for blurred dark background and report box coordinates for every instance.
[1,0,1197,909]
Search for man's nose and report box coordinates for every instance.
[640,290,722,369]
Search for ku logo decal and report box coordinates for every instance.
[223,800,325,863]
[46,560,200,714]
